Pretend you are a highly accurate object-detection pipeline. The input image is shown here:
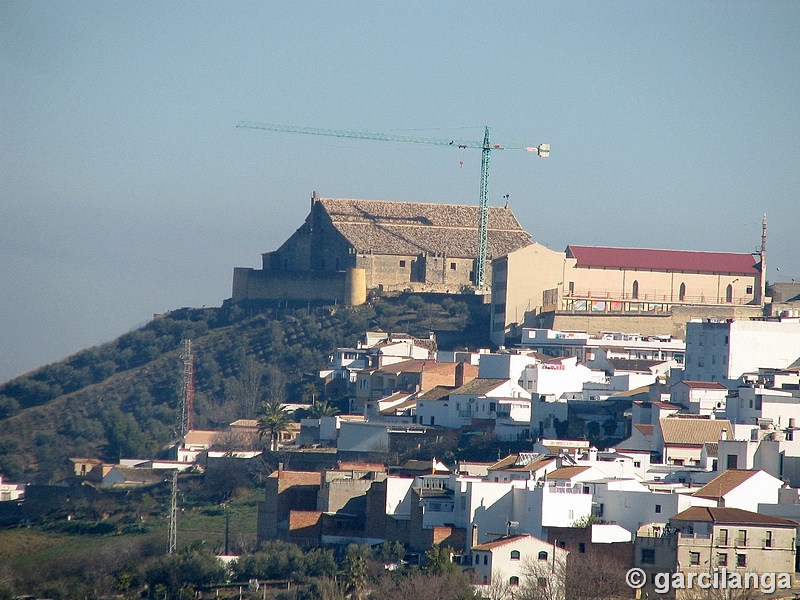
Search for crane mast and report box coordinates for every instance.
[237,121,549,291]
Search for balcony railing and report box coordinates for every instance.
[558,290,754,314]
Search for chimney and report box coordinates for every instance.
[456,362,466,388]
[720,428,728,441]
[472,523,479,549]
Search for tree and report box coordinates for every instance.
[516,553,567,600]
[423,545,458,576]
[343,551,368,600]
[307,399,340,418]
[257,398,293,451]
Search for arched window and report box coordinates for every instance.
[510,576,520,587]
[726,284,733,303]
[679,282,686,301]
[484,554,488,565]
[510,550,521,560]
[632,280,639,299]
[538,551,548,561]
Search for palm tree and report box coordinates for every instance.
[307,399,340,419]
[256,398,293,451]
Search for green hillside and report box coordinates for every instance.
[0,293,489,483]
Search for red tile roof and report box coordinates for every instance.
[671,506,797,526]
[678,380,729,390]
[566,245,759,276]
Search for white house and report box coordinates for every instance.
[416,378,529,429]
[671,380,728,415]
[0,474,25,502]
[470,533,568,594]
[683,317,800,387]
[588,479,717,535]
[691,469,784,512]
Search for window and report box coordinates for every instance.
[510,576,520,587]
[537,551,548,561]
[578,543,586,554]
[736,554,747,568]
[690,552,701,566]
[746,286,753,294]
[655,504,662,514]
[765,531,773,548]
[632,280,639,299]
[641,548,655,564]
[737,530,747,546]
[718,529,728,545]
[568,281,575,295]
[399,260,406,267]
[484,555,488,565]
[474,554,480,565]
[511,550,521,560]
[726,284,733,303]
[538,577,548,588]
[634,461,641,468]
[679,282,686,301]
[450,262,457,270]
[718,553,728,567]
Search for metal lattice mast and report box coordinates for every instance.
[237,122,549,292]
[475,127,492,291]
[179,339,194,437]
[167,470,178,553]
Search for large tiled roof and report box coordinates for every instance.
[545,466,592,480]
[659,417,732,446]
[607,359,664,373]
[320,198,532,258]
[692,469,759,500]
[566,245,759,275]
[671,506,797,527]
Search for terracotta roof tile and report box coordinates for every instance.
[692,469,759,500]
[659,417,732,446]
[671,506,797,526]
[473,534,533,551]
[321,198,531,258]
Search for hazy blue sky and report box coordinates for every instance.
[2,2,799,383]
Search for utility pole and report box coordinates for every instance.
[168,470,178,554]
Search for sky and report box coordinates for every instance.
[1,2,799,383]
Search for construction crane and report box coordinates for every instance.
[237,122,550,291]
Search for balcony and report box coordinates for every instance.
[558,289,754,314]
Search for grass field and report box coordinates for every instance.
[0,485,262,590]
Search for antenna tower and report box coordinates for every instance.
[167,470,178,553]
[179,339,194,437]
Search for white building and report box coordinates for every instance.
[691,469,784,512]
[416,378,530,429]
[589,479,716,535]
[0,474,25,502]
[520,328,686,368]
[683,318,800,386]
[470,533,568,594]
[671,380,728,415]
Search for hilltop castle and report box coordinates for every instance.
[232,193,531,304]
